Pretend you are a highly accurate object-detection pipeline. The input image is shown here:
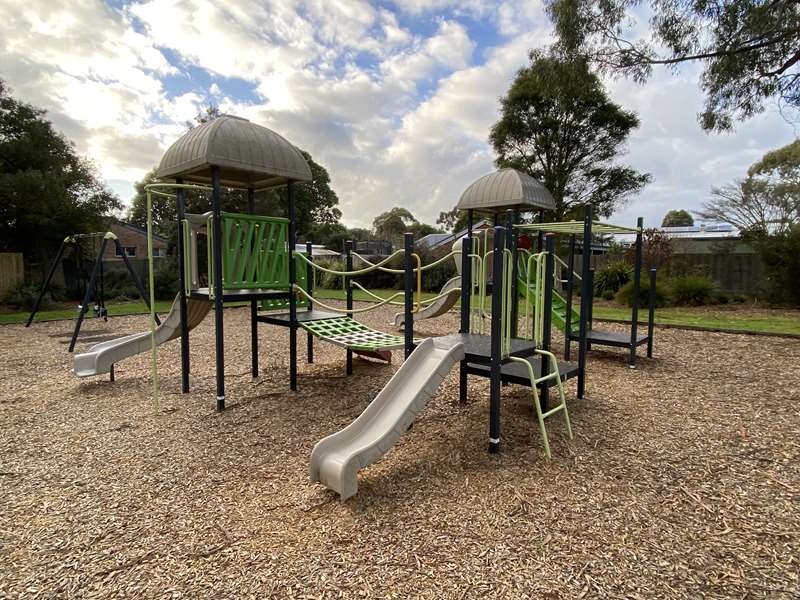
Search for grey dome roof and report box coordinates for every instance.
[156,115,312,189]
[456,168,555,213]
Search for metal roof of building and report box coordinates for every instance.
[456,168,555,213]
[155,115,312,189]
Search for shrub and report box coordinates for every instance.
[152,257,179,300]
[593,261,632,297]
[601,289,615,301]
[670,274,718,306]
[615,276,670,308]
[4,284,55,310]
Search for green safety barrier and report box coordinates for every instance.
[211,212,291,291]
[261,253,310,311]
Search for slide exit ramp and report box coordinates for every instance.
[73,295,211,377]
[309,337,465,501]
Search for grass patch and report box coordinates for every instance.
[6,289,797,336]
[0,300,177,325]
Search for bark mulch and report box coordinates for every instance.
[1,303,798,598]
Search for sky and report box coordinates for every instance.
[1,0,796,230]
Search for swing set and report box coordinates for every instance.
[25,231,159,352]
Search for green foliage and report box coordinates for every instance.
[0,80,121,262]
[414,247,458,293]
[615,276,670,308]
[4,284,55,310]
[593,260,631,297]
[670,275,719,306]
[152,257,179,301]
[750,225,800,305]
[547,0,800,131]
[627,228,673,269]
[490,51,650,219]
[662,210,694,227]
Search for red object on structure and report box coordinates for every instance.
[517,233,532,250]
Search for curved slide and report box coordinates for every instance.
[309,337,465,501]
[393,276,461,327]
[73,295,211,377]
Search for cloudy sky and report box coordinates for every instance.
[1,0,795,230]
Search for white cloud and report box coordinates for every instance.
[0,0,792,236]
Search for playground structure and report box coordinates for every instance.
[67,116,656,501]
[515,202,657,370]
[26,231,159,353]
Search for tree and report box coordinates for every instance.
[547,0,800,131]
[490,52,650,220]
[0,80,120,266]
[697,139,800,234]
[662,209,694,227]
[373,207,418,243]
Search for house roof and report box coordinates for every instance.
[114,222,168,243]
[456,168,555,213]
[155,115,312,189]
[418,219,492,251]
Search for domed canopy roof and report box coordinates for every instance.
[456,168,555,213]
[156,115,312,189]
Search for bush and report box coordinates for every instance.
[593,261,632,297]
[152,257,179,300]
[670,274,718,306]
[4,284,55,310]
[615,276,670,308]
[750,226,800,306]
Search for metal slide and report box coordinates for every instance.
[393,276,461,327]
[309,337,465,501]
[73,295,211,377]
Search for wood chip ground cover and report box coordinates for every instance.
[0,303,798,598]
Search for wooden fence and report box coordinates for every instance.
[0,253,24,297]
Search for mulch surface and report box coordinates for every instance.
[1,303,798,598]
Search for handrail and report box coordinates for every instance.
[295,249,405,277]
[351,249,461,274]
[293,285,403,314]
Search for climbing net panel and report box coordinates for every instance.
[300,317,412,352]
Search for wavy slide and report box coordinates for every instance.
[393,276,461,327]
[73,295,211,377]
[309,337,465,501]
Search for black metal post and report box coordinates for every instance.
[115,238,161,326]
[577,204,593,399]
[287,182,298,391]
[403,232,414,360]
[26,239,68,327]
[509,210,519,339]
[211,167,226,410]
[247,188,259,378]
[175,181,190,392]
[540,234,555,411]
[564,234,576,360]
[344,240,354,375]
[647,268,657,358]
[536,211,544,253]
[459,235,471,405]
[587,269,595,329]
[306,240,314,364]
[629,216,644,367]
[69,237,108,353]
[488,225,505,454]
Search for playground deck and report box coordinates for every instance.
[1,302,798,599]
